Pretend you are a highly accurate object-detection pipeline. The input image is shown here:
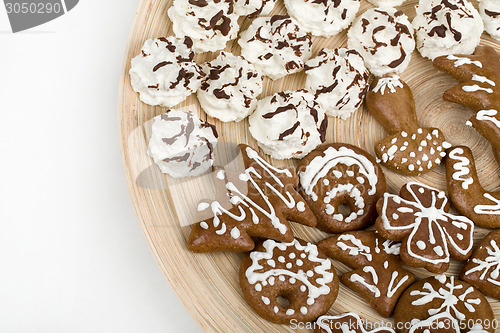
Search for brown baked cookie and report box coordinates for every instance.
[188,144,317,253]
[317,231,415,317]
[297,143,386,233]
[445,146,500,228]
[460,229,500,301]
[239,238,339,324]
[365,75,451,175]
[394,275,495,333]
[375,182,475,274]
[315,312,396,333]
[433,46,500,151]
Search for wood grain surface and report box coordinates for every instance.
[118,0,500,331]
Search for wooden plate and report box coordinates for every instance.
[118,0,500,331]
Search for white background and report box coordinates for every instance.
[0,1,202,332]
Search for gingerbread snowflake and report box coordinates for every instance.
[375,182,474,273]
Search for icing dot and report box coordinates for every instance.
[410,152,416,157]
[307,298,314,305]
[286,309,294,315]
[262,296,270,305]
[435,158,441,164]
[230,227,240,239]
[417,128,423,134]
[255,283,262,291]
[392,213,399,219]
[323,179,330,186]
[269,276,275,285]
[198,202,210,211]
[274,306,279,313]
[200,222,209,229]
[434,246,444,256]
[391,138,398,144]
[279,275,285,282]
[384,261,389,269]
[440,152,446,157]
[457,234,464,240]
[416,160,421,165]
[301,253,306,258]
[267,260,276,267]
[416,241,426,250]
[402,131,408,137]
[289,277,296,284]
[278,256,286,263]
[419,188,424,194]
[357,177,365,184]
[289,253,296,259]
[300,307,308,315]
[296,201,306,212]
[296,259,303,266]
[422,154,429,161]
[306,270,314,277]
[300,285,307,292]
[400,146,407,151]
[408,164,415,171]
[286,263,292,269]
[418,146,423,152]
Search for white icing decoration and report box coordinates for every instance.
[372,75,404,95]
[476,109,500,128]
[410,276,481,322]
[474,193,500,215]
[296,201,306,212]
[317,313,396,333]
[380,182,474,265]
[462,85,493,93]
[446,55,482,68]
[448,147,473,190]
[245,239,334,311]
[299,146,379,201]
[472,74,496,86]
[230,227,240,239]
[337,234,373,261]
[465,239,500,286]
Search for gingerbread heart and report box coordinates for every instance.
[318,231,415,317]
[445,146,500,228]
[375,182,475,273]
[188,144,317,252]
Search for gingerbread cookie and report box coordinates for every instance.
[460,229,500,301]
[168,0,239,53]
[188,145,317,252]
[240,238,339,324]
[347,8,415,76]
[394,275,495,333]
[318,231,415,317]
[315,312,396,333]
[129,36,204,107]
[433,46,500,152]
[412,0,483,60]
[445,146,500,228]
[298,144,386,233]
[238,15,312,80]
[376,182,475,274]
[366,75,451,175]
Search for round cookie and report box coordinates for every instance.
[233,0,276,17]
[147,109,218,178]
[283,0,360,37]
[412,0,483,60]
[248,90,327,160]
[238,15,312,80]
[348,8,414,77]
[298,143,386,233]
[197,52,263,122]
[366,0,405,6]
[394,275,495,333]
[239,238,339,324]
[480,0,500,41]
[167,0,239,53]
[305,48,369,119]
[129,36,204,107]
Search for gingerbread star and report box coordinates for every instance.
[188,144,317,252]
[317,230,415,317]
[434,45,500,152]
[375,182,475,273]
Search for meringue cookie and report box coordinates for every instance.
[305,48,369,119]
[366,0,405,6]
[284,0,360,37]
[238,15,312,80]
[412,0,483,60]
[233,0,276,17]
[348,8,415,76]
[197,52,263,122]
[147,110,218,178]
[480,0,500,40]
[249,90,328,159]
[168,0,239,53]
[129,36,204,107]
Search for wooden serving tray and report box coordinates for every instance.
[118,0,500,331]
